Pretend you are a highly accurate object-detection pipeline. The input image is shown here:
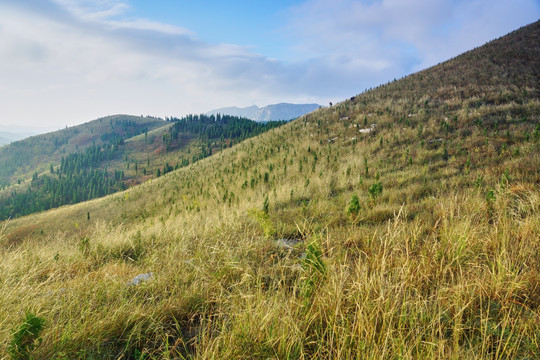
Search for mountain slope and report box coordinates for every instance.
[0,114,167,187]
[0,114,285,219]
[0,21,538,359]
[207,102,321,121]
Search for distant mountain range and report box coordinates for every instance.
[207,103,321,122]
[0,130,36,146]
[0,124,61,146]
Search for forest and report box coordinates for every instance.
[0,143,125,220]
[0,115,286,220]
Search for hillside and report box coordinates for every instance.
[0,21,539,359]
[0,114,166,188]
[207,103,321,121]
[0,114,285,219]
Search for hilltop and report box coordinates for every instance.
[207,103,321,121]
[0,21,538,359]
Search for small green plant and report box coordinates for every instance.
[363,158,369,177]
[500,169,510,186]
[368,181,383,199]
[301,238,326,299]
[346,194,361,221]
[262,195,269,215]
[8,312,45,360]
[78,236,90,256]
[248,209,275,239]
[485,189,495,202]
[443,147,449,161]
[485,189,496,222]
[474,175,484,188]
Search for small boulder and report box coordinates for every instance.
[128,272,153,286]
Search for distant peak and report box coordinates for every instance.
[207,103,321,122]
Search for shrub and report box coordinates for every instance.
[346,194,361,221]
[301,238,326,299]
[262,195,269,215]
[248,209,275,239]
[8,312,45,360]
[368,182,383,199]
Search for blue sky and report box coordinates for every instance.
[0,0,538,130]
[128,1,294,59]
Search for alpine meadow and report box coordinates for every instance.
[0,17,539,360]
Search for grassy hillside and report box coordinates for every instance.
[0,21,538,359]
[0,114,285,220]
[0,115,166,188]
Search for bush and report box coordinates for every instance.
[368,182,383,199]
[301,238,326,299]
[262,195,269,215]
[346,194,361,221]
[8,312,45,360]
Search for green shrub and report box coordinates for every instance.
[248,209,275,239]
[262,195,269,215]
[346,194,361,221]
[301,238,326,299]
[368,182,383,199]
[8,312,45,360]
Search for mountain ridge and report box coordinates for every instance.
[0,114,167,187]
[207,102,321,121]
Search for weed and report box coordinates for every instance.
[300,237,326,299]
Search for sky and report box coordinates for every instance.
[0,0,539,131]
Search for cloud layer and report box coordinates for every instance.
[0,0,538,128]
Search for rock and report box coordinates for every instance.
[128,272,153,286]
[359,123,377,134]
[276,238,302,249]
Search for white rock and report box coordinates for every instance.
[128,272,153,286]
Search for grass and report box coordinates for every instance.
[0,20,538,359]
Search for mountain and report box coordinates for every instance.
[207,102,321,121]
[0,131,36,146]
[0,124,56,146]
[0,115,166,187]
[0,21,538,359]
[0,113,285,219]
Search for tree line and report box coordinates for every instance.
[0,143,125,220]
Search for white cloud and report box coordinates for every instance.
[0,0,538,128]
[284,0,540,73]
[0,0,293,127]
[52,0,130,21]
